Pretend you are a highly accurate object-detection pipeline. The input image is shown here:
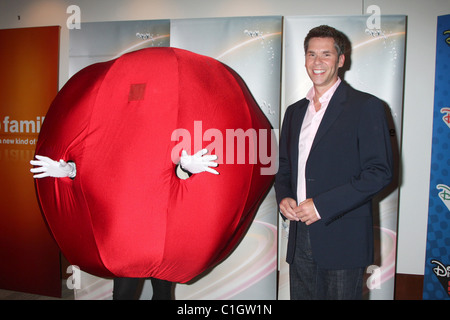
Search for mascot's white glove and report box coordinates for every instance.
[30,155,77,179]
[180,149,219,175]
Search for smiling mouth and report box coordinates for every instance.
[313,69,325,74]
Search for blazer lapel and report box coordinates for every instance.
[310,81,348,152]
[290,100,308,195]
[292,100,308,153]
[292,100,308,145]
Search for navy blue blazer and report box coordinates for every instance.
[275,81,393,269]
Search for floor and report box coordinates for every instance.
[0,282,74,300]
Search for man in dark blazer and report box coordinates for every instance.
[275,25,393,299]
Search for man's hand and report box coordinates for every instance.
[279,197,300,221]
[297,198,320,225]
[279,197,320,225]
[30,155,77,179]
[180,149,219,175]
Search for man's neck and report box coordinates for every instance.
[313,77,339,100]
[311,77,341,111]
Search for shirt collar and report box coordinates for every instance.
[306,77,342,104]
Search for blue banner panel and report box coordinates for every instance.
[423,14,450,300]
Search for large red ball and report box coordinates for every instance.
[35,47,274,282]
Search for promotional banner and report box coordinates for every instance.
[282,15,406,300]
[68,19,170,300]
[68,16,281,300]
[423,14,450,301]
[69,19,170,77]
[0,26,61,297]
[170,16,281,300]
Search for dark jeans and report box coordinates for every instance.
[289,222,364,300]
[113,277,173,300]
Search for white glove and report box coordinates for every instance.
[30,155,77,179]
[180,149,219,175]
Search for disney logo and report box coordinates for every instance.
[444,30,450,46]
[431,259,450,277]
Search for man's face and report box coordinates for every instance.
[305,37,345,93]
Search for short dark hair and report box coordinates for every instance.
[304,25,347,57]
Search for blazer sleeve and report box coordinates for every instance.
[313,96,394,224]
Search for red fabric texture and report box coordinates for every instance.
[35,47,274,282]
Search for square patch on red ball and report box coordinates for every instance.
[128,83,147,101]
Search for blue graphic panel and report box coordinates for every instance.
[423,14,450,301]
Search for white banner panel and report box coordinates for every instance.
[282,15,406,300]
[68,19,170,300]
[69,17,281,300]
[168,16,282,300]
[69,20,170,78]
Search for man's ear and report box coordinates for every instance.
[338,54,345,68]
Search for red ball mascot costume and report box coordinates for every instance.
[31,47,274,298]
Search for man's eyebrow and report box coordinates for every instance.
[306,49,334,54]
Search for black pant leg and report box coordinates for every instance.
[150,278,173,300]
[113,277,140,300]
